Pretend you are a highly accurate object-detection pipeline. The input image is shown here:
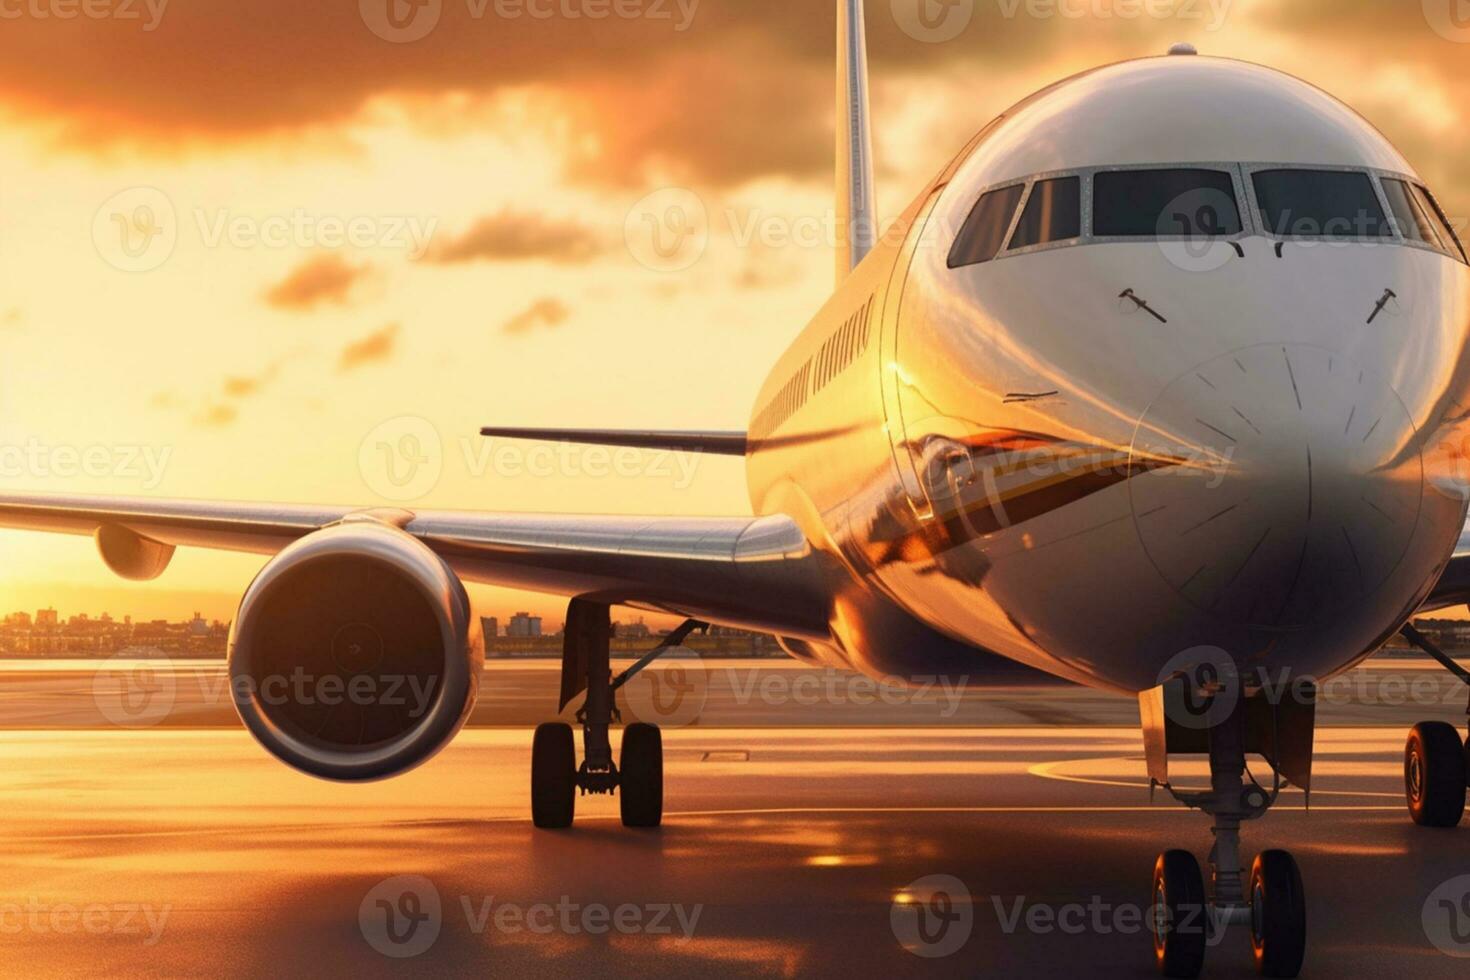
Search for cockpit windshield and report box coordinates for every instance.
[1093,168,1242,238]
[947,163,1467,267]
[1251,169,1391,240]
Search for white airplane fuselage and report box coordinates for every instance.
[745,56,1470,694]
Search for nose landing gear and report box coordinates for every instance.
[1141,674,1311,978]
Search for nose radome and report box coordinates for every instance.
[1129,344,1423,630]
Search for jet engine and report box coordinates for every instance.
[228,519,482,781]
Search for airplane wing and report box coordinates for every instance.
[0,492,832,639]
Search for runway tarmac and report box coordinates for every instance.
[1,724,1469,977]
[1,660,1468,977]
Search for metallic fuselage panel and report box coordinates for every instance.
[745,56,1470,691]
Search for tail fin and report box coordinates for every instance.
[836,0,877,284]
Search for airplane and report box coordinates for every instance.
[2,3,1469,977]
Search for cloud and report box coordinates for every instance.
[0,307,22,329]
[500,298,571,336]
[338,322,399,371]
[0,3,1085,186]
[196,403,238,428]
[264,253,372,310]
[425,211,605,265]
[221,361,283,398]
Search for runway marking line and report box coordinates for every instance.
[1028,757,1406,798]
[6,803,1410,843]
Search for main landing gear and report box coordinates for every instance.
[1397,625,1469,828]
[530,598,706,830]
[1141,671,1311,978]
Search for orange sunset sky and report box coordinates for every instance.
[1,0,1468,627]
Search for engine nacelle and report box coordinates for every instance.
[228,519,482,781]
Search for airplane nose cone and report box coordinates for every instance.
[1129,344,1423,630]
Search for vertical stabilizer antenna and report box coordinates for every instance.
[836,0,877,283]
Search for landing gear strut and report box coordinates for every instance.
[1142,672,1310,978]
[530,599,705,830]
[1397,625,1468,828]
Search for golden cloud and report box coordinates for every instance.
[264,254,373,310]
[500,297,571,335]
[338,322,400,370]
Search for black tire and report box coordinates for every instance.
[620,722,663,828]
[531,722,576,829]
[1250,850,1306,978]
[1152,849,1207,978]
[1405,722,1467,828]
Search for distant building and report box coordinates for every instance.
[507,612,542,638]
[618,618,652,640]
[482,616,499,639]
[0,608,228,658]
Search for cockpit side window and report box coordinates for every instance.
[1381,178,1441,248]
[1251,169,1390,240]
[1008,176,1081,250]
[1093,169,1242,238]
[1410,183,1468,263]
[948,183,1025,268]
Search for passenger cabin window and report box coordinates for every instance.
[1411,183,1468,263]
[948,183,1024,268]
[1252,169,1390,240]
[1093,169,1242,238]
[1008,176,1081,250]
